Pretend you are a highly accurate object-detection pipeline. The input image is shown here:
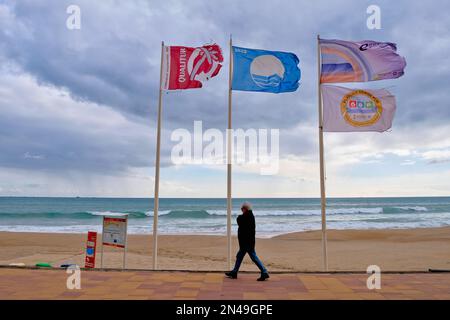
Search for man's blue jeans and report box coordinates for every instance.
[232,248,267,274]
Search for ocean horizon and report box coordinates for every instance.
[1,196,450,237]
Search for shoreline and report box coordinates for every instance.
[1,225,450,239]
[1,227,450,272]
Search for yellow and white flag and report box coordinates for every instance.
[322,85,396,132]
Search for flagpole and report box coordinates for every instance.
[226,35,233,271]
[152,40,164,270]
[317,35,328,271]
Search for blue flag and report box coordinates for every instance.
[232,46,300,93]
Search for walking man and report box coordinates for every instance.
[225,202,270,281]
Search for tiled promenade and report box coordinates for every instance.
[0,267,449,300]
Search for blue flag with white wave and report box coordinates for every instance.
[232,46,300,93]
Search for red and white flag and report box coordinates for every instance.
[161,44,223,90]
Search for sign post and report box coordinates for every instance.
[100,215,128,269]
[84,231,97,268]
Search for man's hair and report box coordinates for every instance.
[241,201,252,210]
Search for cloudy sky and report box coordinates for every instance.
[0,0,449,198]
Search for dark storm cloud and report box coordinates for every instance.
[0,0,352,126]
[0,72,175,173]
[0,0,159,117]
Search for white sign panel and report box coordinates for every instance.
[102,216,128,248]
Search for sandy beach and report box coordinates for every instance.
[1,227,449,272]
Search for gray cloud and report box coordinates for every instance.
[1,0,450,194]
[3,0,448,127]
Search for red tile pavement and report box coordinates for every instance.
[0,267,449,300]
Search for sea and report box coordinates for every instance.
[0,197,449,238]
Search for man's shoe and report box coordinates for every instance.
[257,273,270,281]
[225,271,237,279]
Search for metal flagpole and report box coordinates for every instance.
[152,41,164,270]
[226,35,233,270]
[317,35,328,271]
